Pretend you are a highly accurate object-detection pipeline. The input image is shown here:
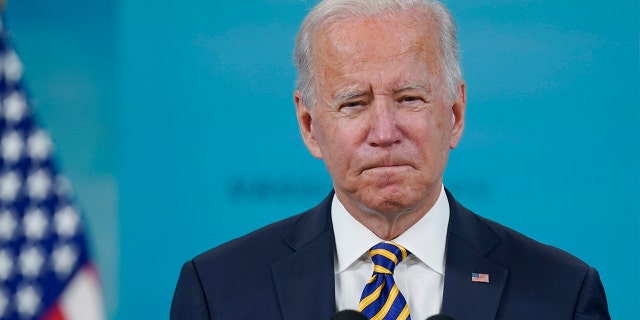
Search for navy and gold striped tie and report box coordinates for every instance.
[358,241,412,320]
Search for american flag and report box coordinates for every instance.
[0,17,105,320]
[471,273,490,283]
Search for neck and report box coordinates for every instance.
[360,211,426,240]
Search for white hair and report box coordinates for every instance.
[293,0,462,108]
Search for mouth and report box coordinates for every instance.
[358,154,415,176]
[360,164,412,175]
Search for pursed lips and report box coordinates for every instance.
[359,163,413,176]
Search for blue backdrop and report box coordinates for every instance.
[5,0,638,319]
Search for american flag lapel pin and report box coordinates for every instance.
[471,273,490,283]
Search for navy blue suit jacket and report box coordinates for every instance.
[170,190,610,319]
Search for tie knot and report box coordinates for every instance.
[369,241,410,274]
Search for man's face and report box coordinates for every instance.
[295,11,465,220]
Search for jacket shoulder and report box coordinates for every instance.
[173,213,307,320]
[446,190,591,272]
[474,212,590,271]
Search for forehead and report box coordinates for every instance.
[311,10,442,76]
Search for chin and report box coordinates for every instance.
[359,192,418,216]
[360,180,438,214]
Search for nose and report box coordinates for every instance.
[367,102,402,147]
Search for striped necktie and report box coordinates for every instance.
[358,241,412,320]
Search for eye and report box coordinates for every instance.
[341,101,364,108]
[338,101,367,114]
[400,96,422,103]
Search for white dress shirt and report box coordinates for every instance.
[332,184,450,320]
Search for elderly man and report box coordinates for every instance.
[170,0,610,319]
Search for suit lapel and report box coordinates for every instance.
[441,190,508,320]
[271,193,337,320]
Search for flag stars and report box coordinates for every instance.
[0,250,13,281]
[18,246,45,278]
[0,171,21,202]
[2,50,24,83]
[52,244,78,277]
[1,22,100,320]
[23,208,49,240]
[26,169,52,201]
[0,209,17,240]
[2,92,28,123]
[27,130,53,161]
[1,131,23,163]
[54,206,80,237]
[15,285,40,317]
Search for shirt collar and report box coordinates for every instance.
[332,184,450,275]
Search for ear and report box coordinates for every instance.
[294,90,323,159]
[449,81,466,149]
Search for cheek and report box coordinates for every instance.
[314,120,364,176]
[313,120,344,160]
[404,112,451,151]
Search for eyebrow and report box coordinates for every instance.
[330,82,431,105]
